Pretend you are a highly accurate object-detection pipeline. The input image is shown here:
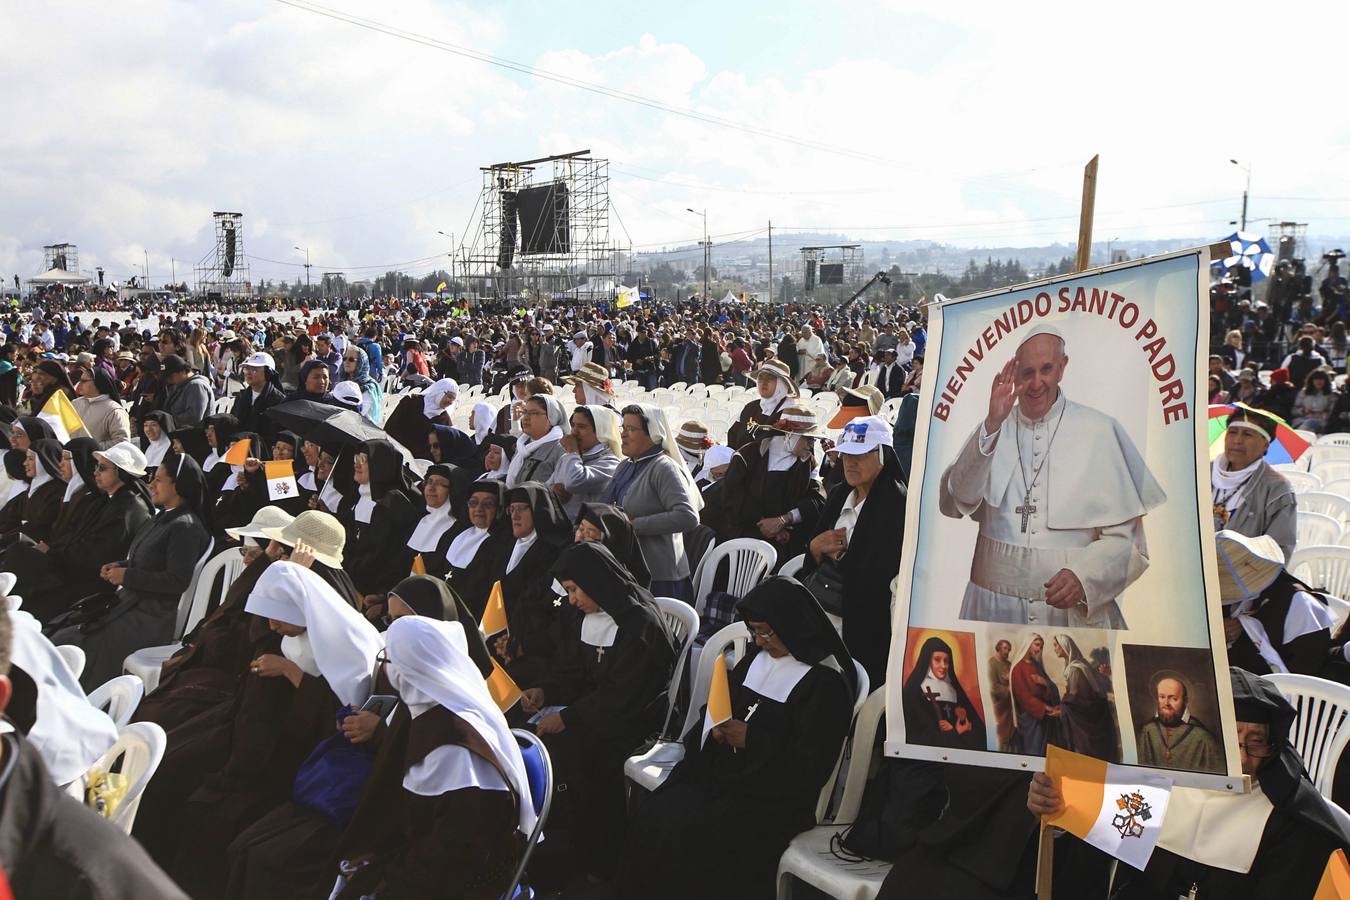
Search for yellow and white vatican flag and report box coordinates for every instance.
[1043,745,1174,871]
[264,460,297,501]
[1317,848,1350,899]
[480,581,508,637]
[38,391,84,443]
[486,658,522,712]
[700,654,733,748]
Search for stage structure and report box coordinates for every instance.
[43,243,79,275]
[194,212,251,299]
[461,150,628,301]
[799,244,865,304]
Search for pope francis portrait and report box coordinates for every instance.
[938,325,1166,630]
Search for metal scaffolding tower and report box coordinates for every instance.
[799,244,866,305]
[194,212,252,298]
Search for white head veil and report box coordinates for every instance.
[422,378,460,418]
[471,402,496,444]
[579,404,621,458]
[245,562,384,707]
[385,617,537,837]
[630,403,704,512]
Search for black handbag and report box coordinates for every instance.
[834,758,948,862]
[41,591,125,638]
[799,557,845,617]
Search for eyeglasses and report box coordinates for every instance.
[93,463,115,473]
[506,503,531,515]
[467,498,497,509]
[520,409,546,418]
[620,425,646,435]
[1239,740,1276,758]
[748,625,777,640]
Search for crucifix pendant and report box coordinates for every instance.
[595,646,606,663]
[745,701,760,721]
[1016,491,1037,533]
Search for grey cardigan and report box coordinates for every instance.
[611,453,699,582]
[507,438,567,489]
[551,444,620,518]
[1226,462,1297,563]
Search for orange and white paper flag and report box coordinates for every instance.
[1317,848,1350,900]
[700,654,733,747]
[223,438,251,466]
[486,658,522,712]
[481,581,508,636]
[263,460,297,500]
[410,554,427,575]
[1043,745,1173,872]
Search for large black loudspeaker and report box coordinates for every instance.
[517,182,570,255]
[804,259,816,292]
[223,222,236,278]
[498,191,518,270]
[819,263,844,285]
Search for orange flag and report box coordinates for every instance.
[1317,849,1350,899]
[486,659,522,712]
[480,581,508,636]
[222,439,251,466]
[410,554,427,575]
[700,654,733,747]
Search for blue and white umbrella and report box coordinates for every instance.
[1211,230,1274,281]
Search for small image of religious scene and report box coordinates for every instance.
[1122,644,1226,774]
[993,629,1121,760]
[900,628,987,750]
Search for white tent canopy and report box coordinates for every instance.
[722,290,739,304]
[27,268,90,285]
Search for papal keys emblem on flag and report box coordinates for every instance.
[1112,790,1153,839]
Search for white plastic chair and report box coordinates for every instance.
[777,688,891,899]
[1322,478,1350,499]
[1299,492,1350,529]
[1313,460,1350,486]
[1263,673,1350,800]
[84,721,167,833]
[56,644,86,680]
[691,538,778,618]
[652,597,700,740]
[1309,445,1350,470]
[87,675,146,728]
[504,729,553,900]
[1289,546,1350,600]
[1316,434,1350,448]
[778,553,807,579]
[1283,470,1325,494]
[1298,511,1344,548]
[127,543,237,693]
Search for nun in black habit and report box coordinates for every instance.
[333,438,421,598]
[492,481,573,688]
[200,413,243,499]
[621,576,855,900]
[139,410,176,473]
[0,449,26,536]
[402,462,471,575]
[574,501,652,588]
[523,541,677,888]
[170,424,211,466]
[7,415,57,451]
[901,635,986,751]
[47,436,100,544]
[4,439,67,546]
[442,479,512,617]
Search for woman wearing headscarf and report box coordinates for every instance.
[405,463,470,567]
[491,481,572,687]
[602,403,701,601]
[156,561,383,899]
[485,393,569,489]
[521,542,677,889]
[901,635,986,751]
[550,404,621,517]
[22,359,74,415]
[622,577,855,900]
[384,376,459,459]
[727,359,797,450]
[428,422,484,477]
[1008,632,1060,757]
[338,343,383,422]
[47,450,212,690]
[333,438,421,600]
[285,359,334,405]
[4,441,155,624]
[470,400,496,446]
[200,413,242,498]
[2,439,66,546]
[8,415,57,450]
[1051,633,1117,760]
[169,423,211,466]
[442,480,512,616]
[48,436,100,544]
[73,367,132,448]
[0,450,25,537]
[221,583,502,900]
[128,349,164,421]
[574,501,652,588]
[139,410,176,472]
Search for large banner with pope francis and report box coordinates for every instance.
[886,248,1245,789]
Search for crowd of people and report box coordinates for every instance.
[0,284,1342,899]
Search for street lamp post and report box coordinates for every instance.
[437,230,456,297]
[1230,159,1252,231]
[294,246,312,297]
[686,208,708,302]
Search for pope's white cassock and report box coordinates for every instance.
[938,390,1166,629]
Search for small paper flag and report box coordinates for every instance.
[481,581,508,636]
[700,654,733,747]
[263,459,296,500]
[39,390,85,443]
[318,450,344,511]
[486,659,522,712]
[1316,848,1350,900]
[222,439,251,466]
[1043,745,1173,872]
[410,554,427,575]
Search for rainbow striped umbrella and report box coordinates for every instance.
[1208,403,1310,464]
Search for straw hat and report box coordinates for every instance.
[762,404,827,439]
[1215,529,1284,604]
[828,384,884,429]
[749,359,800,396]
[675,421,713,452]
[260,510,347,570]
[226,505,296,542]
[563,361,616,396]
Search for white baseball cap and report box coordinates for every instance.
[243,352,275,369]
[829,415,893,456]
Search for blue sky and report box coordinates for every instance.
[1,0,1344,287]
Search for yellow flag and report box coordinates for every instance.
[486,659,522,712]
[39,390,85,443]
[480,581,508,636]
[1317,849,1350,900]
[700,654,733,746]
[222,438,251,466]
[410,554,427,575]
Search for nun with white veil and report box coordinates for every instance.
[487,393,569,489]
[384,377,460,460]
[326,616,533,900]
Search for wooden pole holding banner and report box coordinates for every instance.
[1074,155,1100,272]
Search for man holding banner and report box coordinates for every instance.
[938,325,1167,629]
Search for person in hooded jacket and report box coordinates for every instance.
[441,480,512,617]
[2,439,66,546]
[47,450,213,690]
[521,541,677,889]
[333,438,421,601]
[4,441,155,624]
[622,577,856,900]
[491,481,572,688]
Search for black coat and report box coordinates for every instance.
[230,383,286,442]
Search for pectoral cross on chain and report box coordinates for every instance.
[595,646,606,663]
[1016,491,1037,533]
[745,701,760,722]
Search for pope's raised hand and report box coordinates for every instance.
[985,357,1018,435]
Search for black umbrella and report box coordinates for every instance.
[264,399,387,447]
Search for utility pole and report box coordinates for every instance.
[437,230,456,297]
[294,246,312,296]
[170,257,176,288]
[768,220,773,305]
[686,208,707,302]
[1230,159,1251,231]
[144,249,150,290]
